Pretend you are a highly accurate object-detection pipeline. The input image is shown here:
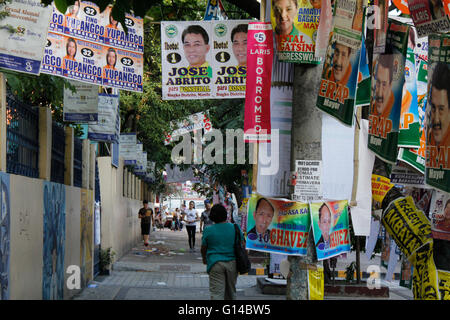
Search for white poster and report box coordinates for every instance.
[0,0,52,75]
[293,160,322,202]
[161,20,251,100]
[165,111,212,145]
[88,92,120,142]
[63,80,99,122]
[119,133,138,165]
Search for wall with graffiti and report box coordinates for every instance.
[80,189,93,288]
[0,172,10,300]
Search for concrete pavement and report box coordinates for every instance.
[72,227,413,300]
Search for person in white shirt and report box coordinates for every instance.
[185,201,199,252]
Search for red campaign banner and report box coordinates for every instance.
[244,22,273,143]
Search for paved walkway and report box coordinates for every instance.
[72,228,413,300]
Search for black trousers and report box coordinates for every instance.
[186,225,196,248]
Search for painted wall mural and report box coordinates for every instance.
[80,189,93,287]
[42,181,66,300]
[0,172,10,300]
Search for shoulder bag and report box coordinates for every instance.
[234,223,251,274]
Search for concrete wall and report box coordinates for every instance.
[97,157,143,261]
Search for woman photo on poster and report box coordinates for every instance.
[63,37,77,69]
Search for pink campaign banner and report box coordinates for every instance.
[244,22,273,143]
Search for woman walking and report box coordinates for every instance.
[185,201,199,252]
[201,204,243,300]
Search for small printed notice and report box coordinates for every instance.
[293,160,322,202]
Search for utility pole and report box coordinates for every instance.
[286,64,323,299]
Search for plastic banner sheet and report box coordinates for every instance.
[161,20,251,100]
[308,265,324,300]
[429,190,450,241]
[88,92,119,142]
[0,0,52,75]
[245,193,311,256]
[270,0,321,64]
[309,200,351,260]
[368,19,409,163]
[164,112,212,145]
[408,0,450,37]
[63,80,98,122]
[425,34,450,193]
[41,2,143,92]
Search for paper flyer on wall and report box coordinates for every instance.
[425,34,450,193]
[315,0,364,126]
[292,160,323,202]
[270,0,321,64]
[245,193,311,256]
[408,0,450,37]
[429,190,450,241]
[368,19,409,164]
[309,200,351,260]
[41,2,144,92]
[0,0,52,75]
[161,20,251,100]
[63,80,98,122]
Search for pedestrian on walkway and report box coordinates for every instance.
[200,199,213,233]
[185,201,199,252]
[138,200,153,246]
[201,204,243,300]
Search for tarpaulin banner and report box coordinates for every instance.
[429,190,450,241]
[88,92,120,142]
[161,20,251,100]
[438,269,450,299]
[411,242,440,299]
[270,0,321,64]
[425,34,450,193]
[204,0,228,20]
[308,265,324,300]
[164,112,212,145]
[372,174,394,205]
[373,0,389,54]
[244,22,273,143]
[315,0,364,126]
[309,200,351,260]
[0,0,52,75]
[119,133,137,165]
[245,193,311,255]
[63,79,98,122]
[408,0,450,37]
[368,19,409,163]
[355,35,371,107]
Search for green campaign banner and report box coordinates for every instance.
[425,34,450,193]
[368,19,409,163]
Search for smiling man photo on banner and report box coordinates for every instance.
[273,0,300,37]
[182,25,212,78]
[231,24,248,67]
[247,197,275,243]
[372,54,395,119]
[316,203,332,250]
[323,41,353,86]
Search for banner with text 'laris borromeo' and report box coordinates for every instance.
[244,22,273,143]
[161,20,251,100]
[425,34,450,193]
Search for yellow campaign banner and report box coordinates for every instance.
[438,270,450,300]
[382,196,432,262]
[412,242,440,300]
[308,265,324,300]
[371,174,394,204]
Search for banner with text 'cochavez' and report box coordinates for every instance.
[161,20,251,100]
[40,2,143,92]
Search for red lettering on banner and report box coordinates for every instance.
[426,145,449,169]
[369,115,392,139]
[318,79,349,104]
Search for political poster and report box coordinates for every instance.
[245,193,311,256]
[161,20,251,100]
[368,19,409,164]
[315,0,364,126]
[63,79,98,122]
[309,200,351,260]
[244,22,273,143]
[164,111,212,145]
[119,133,137,165]
[270,0,321,64]
[42,2,143,92]
[372,174,394,214]
[408,0,450,37]
[308,265,324,300]
[373,0,389,54]
[355,35,371,107]
[429,190,450,241]
[425,34,450,193]
[204,0,228,20]
[88,92,120,142]
[0,0,52,75]
[292,160,323,202]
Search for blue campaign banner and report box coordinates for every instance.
[88,93,119,142]
[204,0,227,20]
[0,53,42,75]
[111,142,119,168]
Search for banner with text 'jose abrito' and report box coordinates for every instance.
[161,20,251,100]
[40,2,143,92]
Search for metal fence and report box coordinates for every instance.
[51,122,65,184]
[5,90,39,178]
[73,136,82,187]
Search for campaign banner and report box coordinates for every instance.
[63,79,98,122]
[371,174,394,214]
[204,0,228,20]
[408,0,450,37]
[429,190,450,241]
[373,0,389,54]
[308,265,324,300]
[165,111,212,145]
[245,193,311,256]
[368,20,409,164]
[270,0,321,64]
[88,92,119,142]
[119,133,137,165]
[309,200,351,260]
[244,22,273,143]
[411,242,440,300]
[390,165,426,186]
[315,0,364,126]
[0,0,52,75]
[438,269,450,299]
[43,2,143,92]
[161,20,251,100]
[425,34,450,193]
[355,35,371,107]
